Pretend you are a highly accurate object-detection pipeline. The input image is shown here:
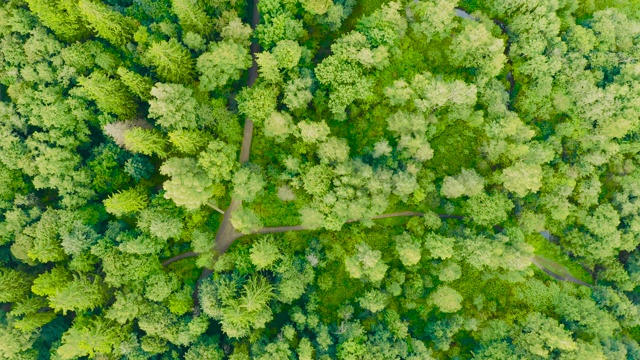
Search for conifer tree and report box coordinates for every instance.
[76,72,137,118]
[170,0,211,35]
[103,188,148,217]
[25,0,90,42]
[117,67,154,100]
[78,0,137,47]
[123,128,168,158]
[144,39,194,83]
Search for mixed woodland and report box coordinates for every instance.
[2,0,640,358]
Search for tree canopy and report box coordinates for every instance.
[2,0,640,359]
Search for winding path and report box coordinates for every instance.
[163,2,590,291]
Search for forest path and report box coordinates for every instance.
[531,256,593,287]
[174,2,588,291]
[197,0,261,280]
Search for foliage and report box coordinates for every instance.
[2,1,640,359]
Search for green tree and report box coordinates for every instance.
[160,157,214,210]
[430,285,463,313]
[104,188,148,217]
[0,268,32,303]
[144,39,194,83]
[149,83,199,130]
[464,192,514,228]
[76,72,137,118]
[185,339,224,360]
[60,220,100,256]
[197,41,252,91]
[25,0,90,41]
[145,272,180,302]
[250,237,281,270]
[123,127,168,157]
[57,318,124,359]
[345,242,389,283]
[117,67,154,100]
[171,0,211,35]
[78,0,137,46]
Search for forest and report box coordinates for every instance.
[1,0,640,358]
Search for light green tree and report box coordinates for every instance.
[237,84,280,124]
[301,0,332,15]
[197,41,252,91]
[57,318,124,359]
[160,157,215,210]
[438,262,461,282]
[231,208,263,234]
[449,21,506,82]
[513,312,577,357]
[256,52,281,83]
[144,39,194,83]
[283,77,313,111]
[250,237,281,270]
[221,16,253,45]
[149,83,199,130]
[263,111,294,141]
[345,242,389,282]
[500,163,543,197]
[117,67,153,100]
[430,285,463,313]
[104,188,148,217]
[197,140,237,182]
[123,127,168,157]
[232,167,266,203]
[441,169,485,198]
[48,275,106,314]
[318,137,350,164]
[168,129,210,154]
[395,232,422,267]
[78,0,137,46]
[25,0,90,41]
[272,40,302,69]
[296,120,330,144]
[359,290,389,313]
[170,0,211,35]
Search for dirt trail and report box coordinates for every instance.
[169,3,589,292]
[195,0,261,283]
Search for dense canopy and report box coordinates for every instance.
[1,0,640,359]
